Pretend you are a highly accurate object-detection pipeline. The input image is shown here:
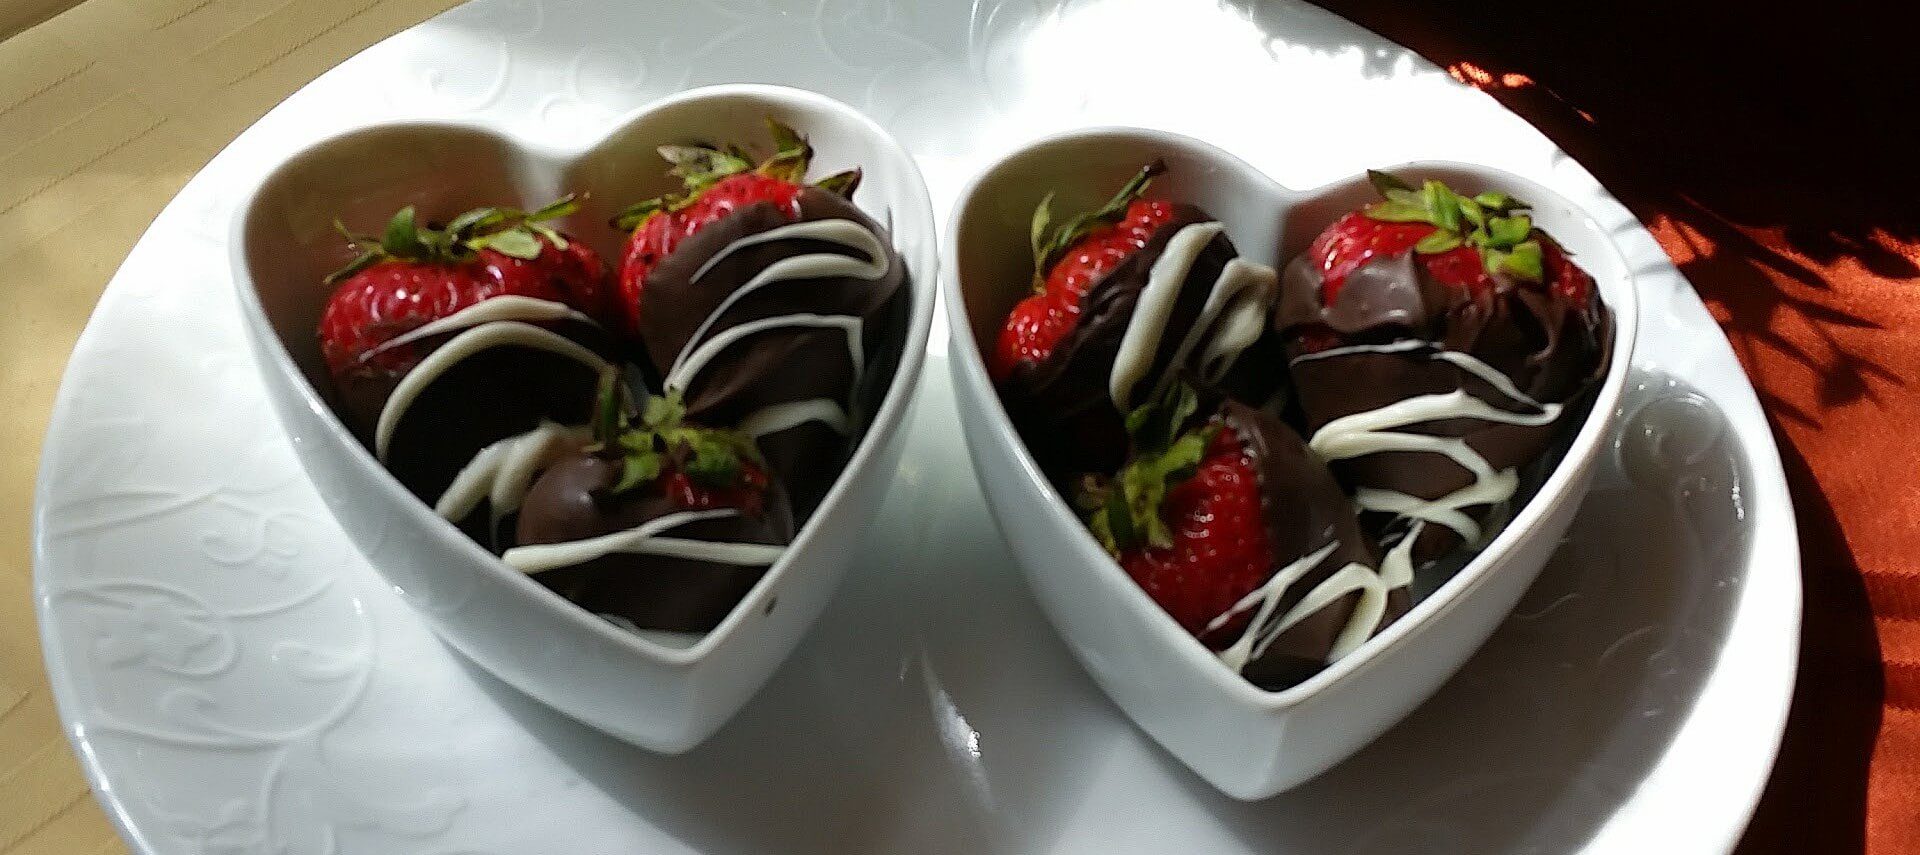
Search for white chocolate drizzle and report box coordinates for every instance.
[1109,222,1279,409]
[664,218,888,398]
[1298,342,1562,542]
[368,295,592,359]
[1207,342,1564,676]
[738,398,851,438]
[375,320,611,461]
[501,508,788,574]
[494,218,887,578]
[434,421,590,524]
[666,313,864,399]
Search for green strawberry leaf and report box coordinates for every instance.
[1033,160,1166,283]
[525,194,579,223]
[1423,180,1463,232]
[610,197,668,232]
[1457,195,1487,229]
[592,370,625,446]
[1416,230,1464,254]
[1485,214,1533,248]
[1123,380,1200,453]
[659,144,754,193]
[528,223,568,250]
[1363,200,1434,223]
[323,248,384,286]
[1028,191,1055,279]
[643,391,685,429]
[615,453,662,494]
[382,206,425,258]
[1368,169,1416,196]
[446,206,506,238]
[473,227,542,259]
[814,168,862,199]
[1501,239,1545,280]
[1085,403,1216,558]
[761,119,813,183]
[682,434,744,487]
[1481,247,1508,276]
[1474,191,1527,214]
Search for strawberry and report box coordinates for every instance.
[507,376,794,633]
[1304,170,1593,315]
[610,119,861,338]
[1078,382,1279,644]
[1080,384,1405,684]
[989,161,1171,381]
[318,196,606,380]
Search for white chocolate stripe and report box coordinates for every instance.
[1292,339,1548,411]
[1111,223,1222,407]
[434,421,590,523]
[1195,263,1278,383]
[1109,223,1280,409]
[1212,541,1340,672]
[375,321,610,461]
[369,295,593,359]
[739,397,851,439]
[665,313,864,398]
[667,218,887,395]
[501,508,787,574]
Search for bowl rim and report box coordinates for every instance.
[941,124,1641,711]
[227,82,940,668]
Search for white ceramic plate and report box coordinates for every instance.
[32,1,1799,853]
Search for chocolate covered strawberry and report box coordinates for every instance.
[1080,384,1405,690]
[610,119,905,518]
[505,377,794,634]
[993,162,1280,477]
[317,197,617,515]
[322,196,608,381]
[1275,170,1612,568]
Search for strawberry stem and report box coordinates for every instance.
[323,195,578,284]
[610,118,820,234]
[1030,159,1167,287]
[1360,170,1546,282]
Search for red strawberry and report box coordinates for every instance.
[1122,424,1274,642]
[989,161,1171,381]
[1075,383,1276,645]
[318,196,606,380]
[611,120,861,338]
[1307,170,1593,311]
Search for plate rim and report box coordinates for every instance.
[29,1,1803,852]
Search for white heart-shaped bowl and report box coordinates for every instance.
[230,84,936,752]
[945,127,1638,799]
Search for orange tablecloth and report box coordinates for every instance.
[1316,2,1916,851]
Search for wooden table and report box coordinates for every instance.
[0,3,461,851]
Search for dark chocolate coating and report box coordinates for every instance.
[1214,402,1408,690]
[1276,234,1612,565]
[638,188,906,518]
[331,316,616,529]
[513,454,795,634]
[999,206,1252,478]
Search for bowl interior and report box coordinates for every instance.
[949,126,1638,701]
[234,86,938,663]
[955,128,1285,352]
[240,124,548,397]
